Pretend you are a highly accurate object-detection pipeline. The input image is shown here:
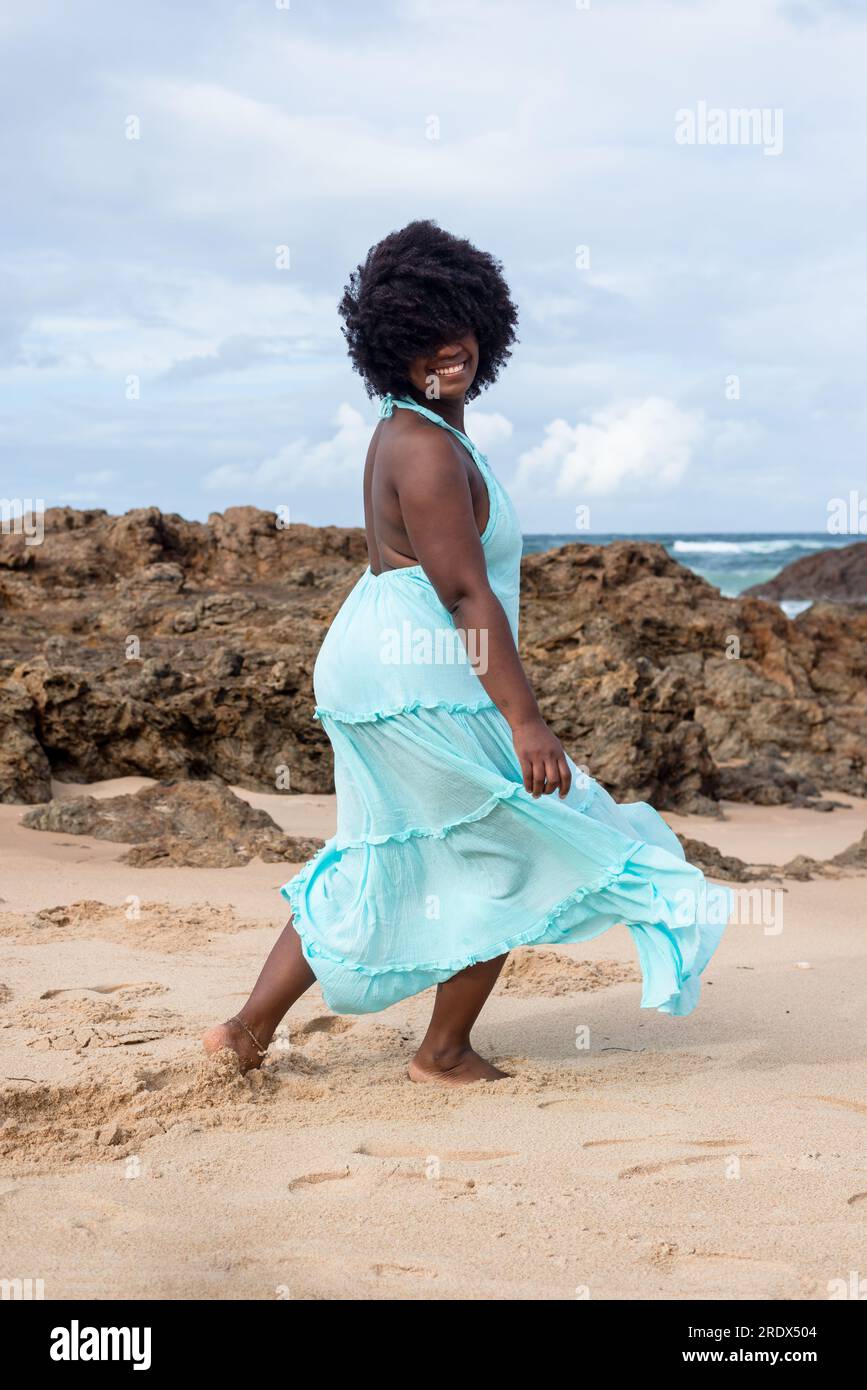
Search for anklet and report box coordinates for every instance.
[228,1016,268,1057]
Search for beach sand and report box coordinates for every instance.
[1,781,865,1301]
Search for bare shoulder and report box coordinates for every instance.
[376,412,467,496]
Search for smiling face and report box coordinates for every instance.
[406,330,479,401]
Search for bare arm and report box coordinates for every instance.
[393,430,571,799]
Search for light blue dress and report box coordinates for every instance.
[281,395,730,1015]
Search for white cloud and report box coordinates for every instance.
[514,398,705,498]
[464,410,513,455]
[135,77,537,206]
[203,403,370,497]
[18,262,335,379]
[710,417,767,455]
[5,0,867,528]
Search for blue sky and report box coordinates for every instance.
[2,0,865,533]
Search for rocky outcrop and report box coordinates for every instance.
[744,541,867,605]
[0,681,52,803]
[519,544,867,810]
[675,836,769,883]
[715,757,848,811]
[677,831,867,883]
[21,781,324,867]
[3,509,866,812]
[1,507,367,802]
[830,829,867,870]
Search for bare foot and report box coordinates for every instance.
[408,1044,509,1086]
[202,1019,266,1074]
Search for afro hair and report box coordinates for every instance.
[337,220,518,402]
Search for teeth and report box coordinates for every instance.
[435,361,466,376]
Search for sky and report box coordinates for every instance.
[2,0,866,534]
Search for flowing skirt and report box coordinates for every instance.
[281,701,730,1015]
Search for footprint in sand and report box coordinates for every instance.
[648,1243,800,1295]
[538,1097,636,1113]
[54,1199,149,1235]
[686,1137,751,1147]
[40,983,167,999]
[387,1170,476,1194]
[371,1262,438,1279]
[808,1094,867,1116]
[583,1134,676,1148]
[355,1142,517,1161]
[584,1134,748,1149]
[620,1152,757,1179]
[847,1192,867,1208]
[289,1015,354,1040]
[28,1024,164,1051]
[287,1167,352,1192]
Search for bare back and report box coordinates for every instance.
[363,411,490,576]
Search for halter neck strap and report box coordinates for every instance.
[378,393,487,465]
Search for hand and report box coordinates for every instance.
[511,717,572,799]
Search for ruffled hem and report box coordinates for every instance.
[279,706,729,1017]
[282,827,729,1019]
[332,777,598,850]
[333,782,528,849]
[282,842,639,980]
[321,699,600,847]
[315,695,496,725]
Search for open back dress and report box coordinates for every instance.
[281,394,730,1015]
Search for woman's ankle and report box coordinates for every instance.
[415,1038,472,1067]
[234,1009,277,1051]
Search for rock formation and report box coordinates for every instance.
[3,508,866,813]
[676,832,867,883]
[518,544,866,810]
[21,780,324,868]
[744,540,867,605]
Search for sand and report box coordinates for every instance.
[1,780,866,1301]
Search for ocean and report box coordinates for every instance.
[522,532,848,606]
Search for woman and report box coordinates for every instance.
[204,220,728,1085]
